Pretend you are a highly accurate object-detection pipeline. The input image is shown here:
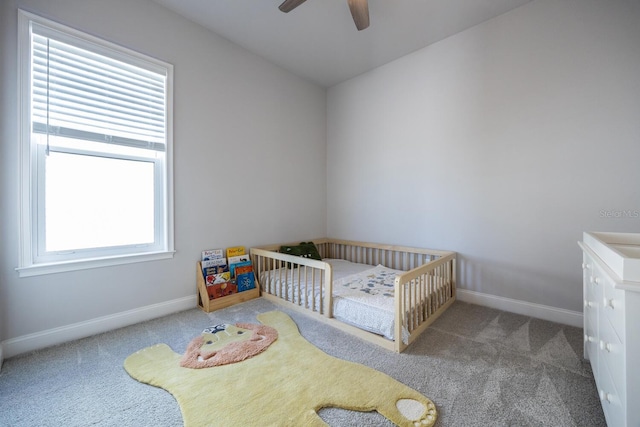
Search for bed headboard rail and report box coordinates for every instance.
[321,239,449,271]
[252,238,451,271]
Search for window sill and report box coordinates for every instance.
[16,250,176,278]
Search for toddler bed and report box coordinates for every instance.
[250,239,456,353]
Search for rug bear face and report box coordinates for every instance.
[201,324,252,352]
[180,322,278,369]
[124,311,437,427]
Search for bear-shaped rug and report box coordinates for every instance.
[124,311,437,427]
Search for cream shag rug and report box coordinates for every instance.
[124,311,437,427]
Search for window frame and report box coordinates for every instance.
[16,10,175,277]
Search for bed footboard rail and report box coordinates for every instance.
[250,247,334,317]
[394,252,457,352]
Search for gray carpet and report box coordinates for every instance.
[0,298,605,426]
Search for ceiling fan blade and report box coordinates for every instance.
[347,0,369,31]
[279,0,308,13]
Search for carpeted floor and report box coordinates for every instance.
[0,298,605,426]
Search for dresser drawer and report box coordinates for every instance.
[598,314,625,402]
[585,262,603,303]
[582,252,599,368]
[582,254,594,285]
[597,361,625,427]
[584,302,597,338]
[601,279,625,344]
[583,293,599,320]
[584,321,599,375]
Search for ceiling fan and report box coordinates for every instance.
[278,0,370,31]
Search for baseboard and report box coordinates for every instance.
[1,291,582,359]
[456,289,583,328]
[2,295,198,359]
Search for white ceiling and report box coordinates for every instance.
[151,0,532,87]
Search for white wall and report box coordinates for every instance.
[2,0,638,359]
[0,0,326,357]
[327,0,640,314]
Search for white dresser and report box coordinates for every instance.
[580,232,640,427]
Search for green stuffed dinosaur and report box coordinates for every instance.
[124,311,437,427]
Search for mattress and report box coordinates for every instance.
[259,259,410,343]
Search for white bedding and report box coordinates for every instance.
[260,259,410,343]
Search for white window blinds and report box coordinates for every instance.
[31,23,167,151]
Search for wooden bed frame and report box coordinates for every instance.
[250,238,456,353]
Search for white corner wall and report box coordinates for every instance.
[0,0,326,357]
[327,0,640,315]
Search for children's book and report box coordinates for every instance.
[235,264,253,276]
[206,281,237,299]
[229,259,251,278]
[202,248,224,261]
[228,254,250,266]
[202,258,229,277]
[205,271,231,286]
[226,246,246,258]
[202,258,228,269]
[235,265,255,292]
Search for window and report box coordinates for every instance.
[17,11,174,277]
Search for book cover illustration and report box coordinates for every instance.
[229,259,251,278]
[202,258,228,269]
[202,258,229,277]
[228,254,250,265]
[202,248,224,261]
[226,246,246,258]
[235,265,255,292]
[206,271,231,286]
[206,281,237,299]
